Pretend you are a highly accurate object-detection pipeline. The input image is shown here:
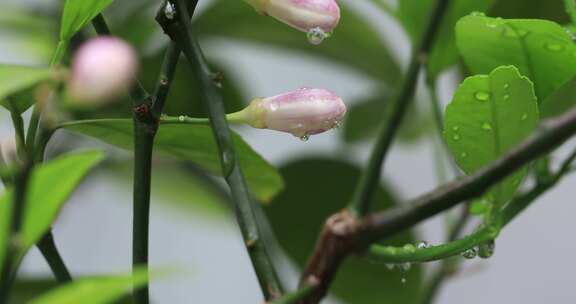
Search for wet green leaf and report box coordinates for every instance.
[444,66,539,205]
[456,14,576,116]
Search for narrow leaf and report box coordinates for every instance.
[444,66,539,205]
[0,150,105,265]
[59,0,115,41]
[30,269,147,304]
[0,64,53,114]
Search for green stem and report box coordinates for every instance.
[37,232,72,282]
[159,0,283,299]
[9,110,26,160]
[91,11,188,303]
[367,222,499,263]
[269,284,317,304]
[0,161,33,302]
[348,0,452,216]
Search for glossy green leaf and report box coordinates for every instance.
[194,0,401,86]
[398,0,496,79]
[266,158,421,303]
[30,269,147,304]
[61,119,283,203]
[444,66,539,205]
[456,14,576,116]
[0,64,53,114]
[59,0,114,41]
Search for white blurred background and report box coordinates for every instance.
[1,0,575,303]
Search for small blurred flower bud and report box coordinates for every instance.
[246,0,341,44]
[67,37,137,106]
[228,87,346,139]
[0,138,19,165]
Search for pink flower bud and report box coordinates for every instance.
[229,88,346,139]
[247,0,341,44]
[67,37,137,106]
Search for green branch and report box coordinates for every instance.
[157,0,283,300]
[348,0,452,216]
[92,13,185,304]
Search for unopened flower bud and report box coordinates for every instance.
[228,87,346,139]
[67,37,137,106]
[246,0,341,44]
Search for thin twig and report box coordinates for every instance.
[157,0,283,300]
[296,106,576,304]
[348,0,452,216]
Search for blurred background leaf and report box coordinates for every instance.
[397,0,496,80]
[62,120,284,202]
[266,158,422,304]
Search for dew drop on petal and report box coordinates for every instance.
[307,27,327,45]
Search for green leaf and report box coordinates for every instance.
[61,119,284,203]
[444,66,539,205]
[566,0,576,26]
[0,64,53,114]
[30,269,147,304]
[59,0,114,41]
[456,14,576,116]
[266,158,421,303]
[21,151,105,254]
[397,0,496,79]
[194,0,401,86]
[0,151,104,273]
[10,278,58,303]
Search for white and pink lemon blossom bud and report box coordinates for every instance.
[67,37,137,106]
[245,0,341,44]
[228,88,346,140]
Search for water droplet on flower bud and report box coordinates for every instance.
[307,27,327,45]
